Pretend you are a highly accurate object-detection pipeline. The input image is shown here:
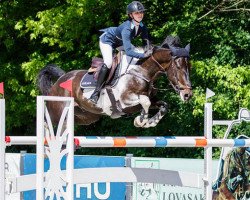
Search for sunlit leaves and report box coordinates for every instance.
[192,60,250,120]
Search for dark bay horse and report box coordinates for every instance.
[37,37,192,128]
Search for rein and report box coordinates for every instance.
[115,49,192,96]
[116,56,151,83]
[147,54,168,95]
[151,54,166,72]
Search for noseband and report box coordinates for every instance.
[151,53,192,93]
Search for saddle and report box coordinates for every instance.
[88,52,122,83]
[80,52,122,89]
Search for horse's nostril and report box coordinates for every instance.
[184,93,191,100]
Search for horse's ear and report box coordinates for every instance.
[169,45,175,55]
[185,44,190,53]
[153,46,160,51]
[161,43,169,48]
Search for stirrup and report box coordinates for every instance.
[89,93,99,104]
[89,97,98,104]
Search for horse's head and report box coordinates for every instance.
[143,43,192,102]
[167,44,192,101]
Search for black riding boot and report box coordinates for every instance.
[89,64,109,104]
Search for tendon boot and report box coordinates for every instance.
[89,64,109,104]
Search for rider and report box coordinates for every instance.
[89,1,151,104]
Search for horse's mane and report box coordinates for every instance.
[161,35,181,48]
[136,35,186,65]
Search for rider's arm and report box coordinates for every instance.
[121,27,145,59]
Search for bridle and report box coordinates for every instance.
[169,56,192,93]
[150,51,192,94]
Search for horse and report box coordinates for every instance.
[37,36,192,128]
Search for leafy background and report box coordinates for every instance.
[1,0,249,158]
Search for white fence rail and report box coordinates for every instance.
[0,95,250,200]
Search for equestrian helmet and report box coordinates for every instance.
[127,1,146,14]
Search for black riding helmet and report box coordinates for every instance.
[127,1,146,14]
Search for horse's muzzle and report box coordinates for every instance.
[180,88,193,101]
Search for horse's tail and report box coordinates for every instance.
[37,64,65,95]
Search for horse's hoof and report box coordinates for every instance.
[134,116,148,127]
[134,116,141,127]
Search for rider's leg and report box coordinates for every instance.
[89,64,109,103]
[89,41,113,104]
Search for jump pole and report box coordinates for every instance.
[5,136,250,147]
[36,96,44,200]
[204,102,213,200]
[0,99,5,200]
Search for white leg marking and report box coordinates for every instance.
[134,95,151,127]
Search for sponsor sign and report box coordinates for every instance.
[131,157,219,200]
[22,154,126,200]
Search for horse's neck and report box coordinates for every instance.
[141,57,171,79]
[120,49,171,79]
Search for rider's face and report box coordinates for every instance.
[130,11,144,23]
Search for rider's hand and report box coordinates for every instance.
[143,39,154,58]
[144,49,153,58]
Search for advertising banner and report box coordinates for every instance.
[131,157,219,200]
[9,152,249,199]
[22,154,126,200]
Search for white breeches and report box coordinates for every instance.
[99,40,113,69]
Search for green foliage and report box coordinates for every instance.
[193,60,250,116]
[0,0,249,158]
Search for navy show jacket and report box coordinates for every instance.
[100,20,149,59]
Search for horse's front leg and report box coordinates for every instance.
[133,95,151,127]
[143,101,168,128]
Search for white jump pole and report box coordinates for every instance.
[36,96,44,200]
[0,99,5,200]
[5,136,250,147]
[204,102,213,200]
[66,96,74,200]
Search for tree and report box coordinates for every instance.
[198,0,250,20]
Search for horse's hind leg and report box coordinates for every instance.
[74,106,100,125]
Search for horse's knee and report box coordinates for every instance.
[139,95,151,108]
